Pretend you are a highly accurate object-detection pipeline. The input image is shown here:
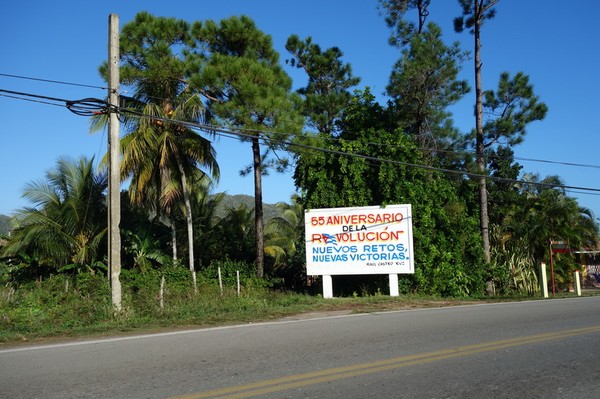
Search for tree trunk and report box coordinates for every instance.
[161,165,178,263]
[170,220,178,261]
[252,136,265,278]
[474,3,491,265]
[177,157,198,292]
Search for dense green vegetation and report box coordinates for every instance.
[0,215,11,236]
[1,1,598,341]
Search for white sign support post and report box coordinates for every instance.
[305,204,414,298]
[322,275,333,298]
[389,274,399,296]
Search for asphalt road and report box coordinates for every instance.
[1,297,600,398]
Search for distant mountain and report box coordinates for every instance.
[0,214,11,236]
[213,193,284,222]
[0,195,286,237]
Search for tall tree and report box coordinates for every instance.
[189,16,303,278]
[380,1,469,167]
[101,12,220,289]
[472,71,548,273]
[454,0,499,265]
[387,24,469,161]
[121,93,219,289]
[285,35,360,135]
[295,90,485,296]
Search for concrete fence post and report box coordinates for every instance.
[540,263,549,298]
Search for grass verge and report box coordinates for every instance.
[1,273,595,346]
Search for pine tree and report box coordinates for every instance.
[189,16,303,278]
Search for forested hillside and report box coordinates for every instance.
[213,194,282,222]
[0,215,11,236]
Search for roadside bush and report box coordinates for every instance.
[200,258,267,289]
[0,273,112,338]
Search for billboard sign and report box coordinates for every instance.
[305,204,414,276]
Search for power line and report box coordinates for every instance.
[179,120,600,171]
[417,146,600,170]
[506,155,600,170]
[0,72,107,90]
[0,92,67,109]
[3,85,600,197]
[0,88,110,116]
[116,107,600,195]
[3,72,598,171]
[0,88,77,105]
[287,131,600,171]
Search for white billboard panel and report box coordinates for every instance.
[305,204,414,276]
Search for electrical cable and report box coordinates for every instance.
[0,88,75,105]
[166,118,600,171]
[4,70,579,171]
[0,72,107,90]
[115,106,600,195]
[0,88,110,116]
[0,92,67,109]
[3,84,600,197]
[2,71,585,170]
[66,98,112,116]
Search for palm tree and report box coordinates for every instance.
[2,156,108,275]
[122,228,170,272]
[213,204,255,263]
[264,195,304,266]
[120,91,219,290]
[264,195,306,288]
[95,13,221,291]
[189,179,225,268]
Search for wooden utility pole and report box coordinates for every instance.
[108,13,122,312]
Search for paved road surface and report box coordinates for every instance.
[1,297,599,398]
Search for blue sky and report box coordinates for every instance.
[2,1,599,218]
